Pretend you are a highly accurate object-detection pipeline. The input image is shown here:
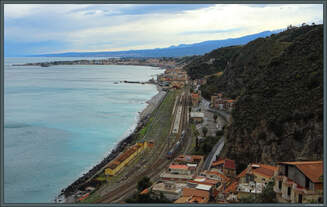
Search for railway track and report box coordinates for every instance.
[96,88,192,203]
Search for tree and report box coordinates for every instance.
[137,176,152,192]
[213,113,218,122]
[202,127,208,137]
[216,130,224,137]
[257,181,276,203]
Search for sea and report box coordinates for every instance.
[4,57,164,203]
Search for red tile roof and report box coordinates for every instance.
[140,188,149,195]
[253,167,275,178]
[206,171,229,181]
[223,181,238,194]
[183,188,210,199]
[237,163,277,179]
[212,159,236,169]
[188,196,207,203]
[191,93,199,98]
[279,161,323,183]
[169,164,189,170]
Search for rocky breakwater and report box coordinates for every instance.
[58,110,151,200]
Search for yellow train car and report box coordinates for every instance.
[104,141,149,176]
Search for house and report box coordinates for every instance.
[187,176,221,199]
[200,170,229,183]
[174,155,204,175]
[211,159,236,177]
[273,161,323,203]
[236,163,278,200]
[191,93,200,107]
[222,181,239,202]
[190,112,204,123]
[160,164,195,182]
[151,181,186,201]
[174,188,210,204]
[223,99,235,112]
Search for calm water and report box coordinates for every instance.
[4,57,164,203]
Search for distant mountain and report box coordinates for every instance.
[31,30,281,58]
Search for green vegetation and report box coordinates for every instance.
[185,45,242,80]
[137,176,152,192]
[213,113,218,122]
[185,24,323,166]
[193,136,221,156]
[202,127,208,137]
[126,176,170,203]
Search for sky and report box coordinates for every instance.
[4,4,324,57]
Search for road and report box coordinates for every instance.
[202,137,225,171]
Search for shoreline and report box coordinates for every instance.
[56,80,166,203]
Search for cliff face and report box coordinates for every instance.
[185,25,323,172]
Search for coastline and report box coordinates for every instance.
[57,82,166,203]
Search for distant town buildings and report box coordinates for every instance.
[210,93,235,112]
[157,68,189,89]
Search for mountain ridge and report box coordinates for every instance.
[29,30,281,58]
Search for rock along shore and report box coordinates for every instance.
[57,83,166,202]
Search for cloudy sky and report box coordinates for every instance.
[4,4,323,56]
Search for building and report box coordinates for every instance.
[187,175,223,199]
[190,112,204,123]
[191,93,200,107]
[151,181,186,201]
[174,155,204,164]
[211,159,236,177]
[104,142,148,176]
[210,95,218,108]
[174,187,210,204]
[200,170,229,183]
[223,99,235,112]
[160,164,195,182]
[221,181,239,202]
[236,163,278,200]
[273,161,323,203]
[174,155,204,175]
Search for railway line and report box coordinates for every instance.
[94,88,192,204]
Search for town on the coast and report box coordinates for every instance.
[51,58,323,204]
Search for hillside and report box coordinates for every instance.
[185,24,323,172]
[31,30,277,58]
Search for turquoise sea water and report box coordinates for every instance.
[4,57,164,203]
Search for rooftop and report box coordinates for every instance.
[279,161,323,183]
[237,163,277,179]
[224,181,239,194]
[195,184,212,191]
[212,159,236,170]
[190,112,204,118]
[204,170,229,181]
[169,164,189,170]
[183,188,210,199]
